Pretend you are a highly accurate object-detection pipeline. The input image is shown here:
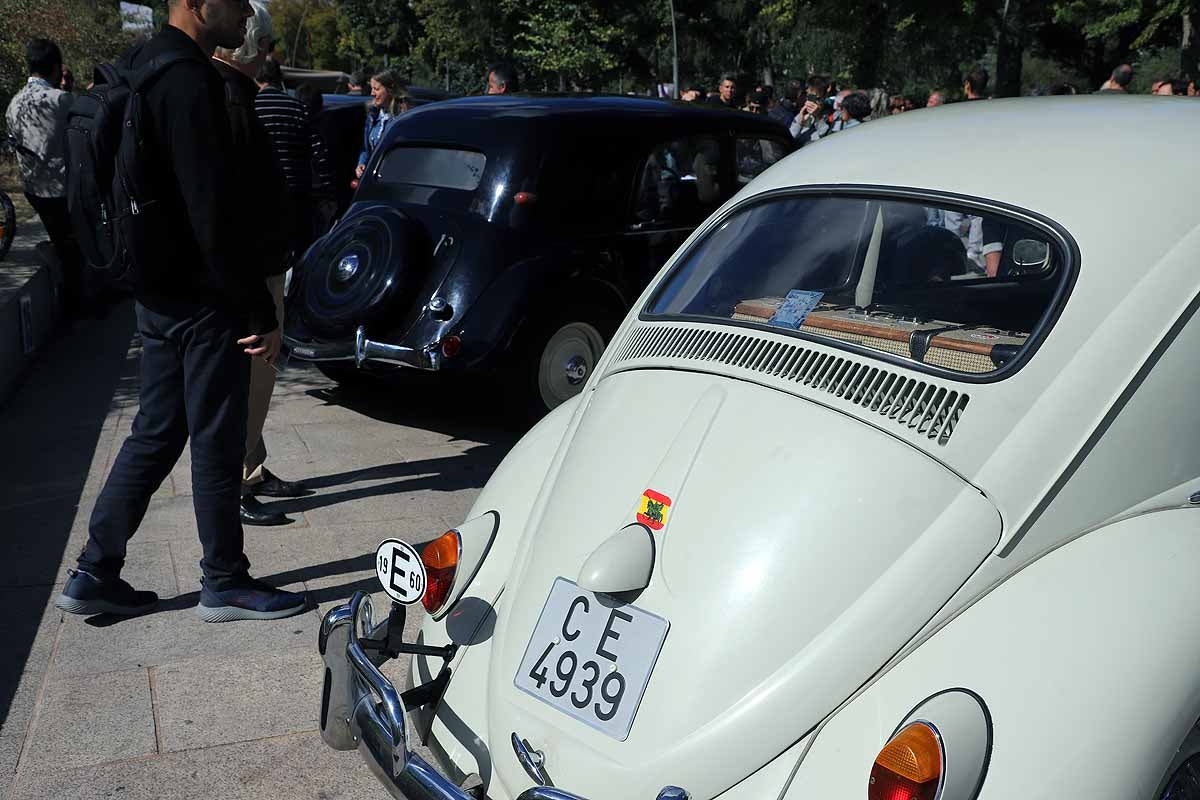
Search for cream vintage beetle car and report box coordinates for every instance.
[317,96,1200,800]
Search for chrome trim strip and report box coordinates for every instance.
[284,326,441,371]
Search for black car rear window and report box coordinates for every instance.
[376,147,487,191]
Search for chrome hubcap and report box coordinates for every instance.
[538,321,606,410]
[564,355,588,385]
[335,254,359,282]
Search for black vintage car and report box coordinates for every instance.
[284,95,790,415]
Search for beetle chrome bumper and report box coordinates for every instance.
[319,593,586,800]
[286,325,441,371]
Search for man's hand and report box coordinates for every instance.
[355,163,366,179]
[238,329,282,363]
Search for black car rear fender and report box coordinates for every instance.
[448,253,628,366]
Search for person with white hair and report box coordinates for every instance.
[212,1,311,527]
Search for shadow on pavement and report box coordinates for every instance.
[0,301,137,732]
[304,372,528,443]
[87,545,433,623]
[263,444,506,516]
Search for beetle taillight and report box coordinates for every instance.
[868,722,942,800]
[421,530,460,613]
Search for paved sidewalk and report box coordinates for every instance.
[0,305,519,799]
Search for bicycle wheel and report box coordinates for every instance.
[0,191,15,261]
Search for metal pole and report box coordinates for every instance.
[668,0,679,99]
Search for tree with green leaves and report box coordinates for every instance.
[1051,0,1199,83]
[0,0,131,129]
[336,0,422,70]
[501,0,623,90]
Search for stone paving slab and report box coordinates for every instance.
[20,667,157,770]
[0,733,20,792]
[51,585,315,677]
[170,525,340,595]
[8,731,386,800]
[152,650,324,753]
[0,587,60,740]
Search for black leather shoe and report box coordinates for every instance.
[251,468,313,499]
[240,495,292,526]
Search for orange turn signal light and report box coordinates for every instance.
[421,530,460,614]
[868,722,942,800]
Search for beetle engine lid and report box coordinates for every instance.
[484,369,1001,799]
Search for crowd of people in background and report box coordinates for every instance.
[677,62,1198,148]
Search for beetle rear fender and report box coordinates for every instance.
[416,394,582,652]
[786,508,1200,799]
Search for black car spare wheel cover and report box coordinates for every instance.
[300,204,428,338]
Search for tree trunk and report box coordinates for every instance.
[1183,10,1199,80]
[852,1,887,88]
[1088,39,1108,92]
[559,72,566,92]
[994,0,1025,97]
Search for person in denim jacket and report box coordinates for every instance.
[354,69,408,180]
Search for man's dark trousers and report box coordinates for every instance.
[25,194,86,316]
[79,300,252,589]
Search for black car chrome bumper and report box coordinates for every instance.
[286,325,441,371]
[319,593,596,800]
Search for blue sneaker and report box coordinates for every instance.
[196,575,308,623]
[54,569,158,616]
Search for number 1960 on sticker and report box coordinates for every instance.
[374,539,427,605]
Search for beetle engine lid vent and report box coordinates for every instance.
[614,325,970,445]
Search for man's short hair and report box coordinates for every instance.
[720,72,738,86]
[1111,64,1133,88]
[256,58,284,88]
[842,91,872,121]
[806,75,827,93]
[488,61,520,92]
[26,38,62,78]
[965,66,989,95]
[217,0,272,65]
[785,78,804,103]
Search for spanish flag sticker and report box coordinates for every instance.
[636,489,672,531]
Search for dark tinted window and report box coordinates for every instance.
[736,137,788,185]
[632,135,724,227]
[376,147,487,191]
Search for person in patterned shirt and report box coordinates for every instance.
[5,38,86,317]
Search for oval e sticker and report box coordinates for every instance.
[374,539,427,605]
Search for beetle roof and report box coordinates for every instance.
[744,96,1199,250]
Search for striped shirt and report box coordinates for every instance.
[253,87,312,193]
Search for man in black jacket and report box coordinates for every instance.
[55,0,307,622]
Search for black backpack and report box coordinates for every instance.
[65,53,190,291]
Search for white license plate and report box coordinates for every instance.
[514,578,669,741]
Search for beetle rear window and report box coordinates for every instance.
[646,194,1069,377]
[376,147,486,191]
